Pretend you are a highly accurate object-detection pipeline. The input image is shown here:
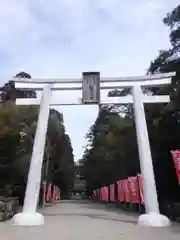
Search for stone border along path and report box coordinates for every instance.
[0,200,180,240]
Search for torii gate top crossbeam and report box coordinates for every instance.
[13,72,175,84]
[14,72,175,91]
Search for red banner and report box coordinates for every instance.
[102,186,108,201]
[123,179,131,203]
[46,183,52,202]
[100,188,102,200]
[117,180,125,202]
[137,174,144,204]
[52,185,56,201]
[99,188,102,200]
[55,186,60,200]
[57,187,61,200]
[100,187,103,201]
[171,150,180,185]
[128,176,139,203]
[110,184,115,201]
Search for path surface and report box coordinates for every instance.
[0,200,180,239]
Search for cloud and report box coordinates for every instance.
[0,0,179,78]
[0,0,179,160]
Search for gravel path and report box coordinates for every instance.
[0,200,180,240]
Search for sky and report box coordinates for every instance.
[0,0,179,162]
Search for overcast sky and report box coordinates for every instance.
[0,0,179,161]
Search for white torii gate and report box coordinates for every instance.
[12,72,175,227]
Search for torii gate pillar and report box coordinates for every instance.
[132,85,170,227]
[13,84,52,226]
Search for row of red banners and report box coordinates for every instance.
[92,174,144,204]
[92,151,180,204]
[42,181,61,202]
[171,150,180,185]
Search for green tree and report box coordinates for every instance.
[0,74,75,202]
[0,72,36,103]
[81,4,180,203]
[81,108,139,195]
[146,4,180,202]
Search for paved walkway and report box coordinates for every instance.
[0,200,180,239]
